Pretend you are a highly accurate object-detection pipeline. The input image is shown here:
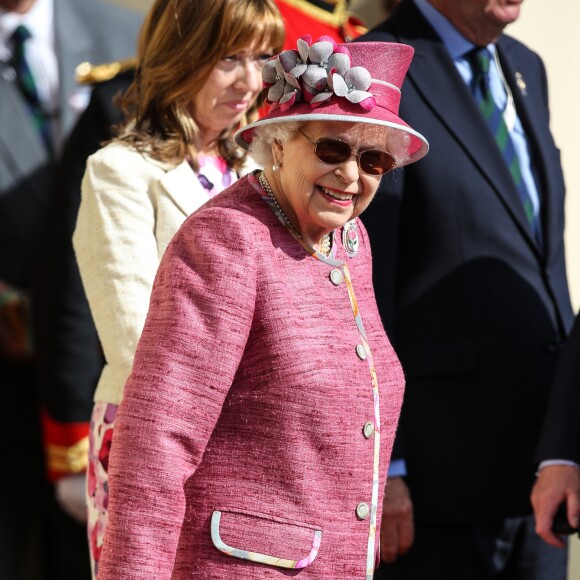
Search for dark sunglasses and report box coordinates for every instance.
[299,129,396,176]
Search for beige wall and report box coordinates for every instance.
[108,0,580,575]
[104,0,151,12]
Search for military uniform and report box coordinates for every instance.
[276,0,366,48]
[35,60,136,484]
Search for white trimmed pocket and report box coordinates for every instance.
[210,509,322,569]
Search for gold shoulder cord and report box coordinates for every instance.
[75,57,137,85]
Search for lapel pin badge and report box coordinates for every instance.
[515,72,527,96]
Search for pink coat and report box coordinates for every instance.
[98,174,405,579]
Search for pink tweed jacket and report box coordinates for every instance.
[98,173,405,579]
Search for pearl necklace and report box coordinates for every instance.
[258,171,331,257]
[318,231,331,256]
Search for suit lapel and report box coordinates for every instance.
[388,1,541,255]
[497,39,556,260]
[54,0,93,138]
[0,70,50,190]
[157,161,210,218]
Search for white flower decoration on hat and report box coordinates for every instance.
[263,35,376,113]
[262,50,304,111]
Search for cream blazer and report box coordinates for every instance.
[73,141,254,405]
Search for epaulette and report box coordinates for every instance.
[75,57,137,85]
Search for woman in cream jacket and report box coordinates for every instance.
[72,0,284,574]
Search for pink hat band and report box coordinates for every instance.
[358,79,402,117]
[235,37,428,167]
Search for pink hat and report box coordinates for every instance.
[235,37,428,167]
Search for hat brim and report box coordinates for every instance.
[235,110,428,168]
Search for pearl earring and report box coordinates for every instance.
[273,162,281,171]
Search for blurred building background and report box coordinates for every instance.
[106,0,580,576]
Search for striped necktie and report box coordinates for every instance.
[469,48,541,244]
[11,24,53,153]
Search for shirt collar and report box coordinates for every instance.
[413,0,486,60]
[0,0,54,61]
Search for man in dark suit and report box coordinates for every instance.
[531,313,580,548]
[0,0,140,577]
[358,0,574,578]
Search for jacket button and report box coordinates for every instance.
[356,502,370,520]
[329,268,343,286]
[363,422,375,439]
[545,336,563,353]
[356,344,367,360]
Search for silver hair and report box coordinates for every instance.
[249,121,304,167]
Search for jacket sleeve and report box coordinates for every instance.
[73,145,162,406]
[97,205,258,578]
[535,312,580,464]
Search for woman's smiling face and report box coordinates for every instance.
[271,121,390,246]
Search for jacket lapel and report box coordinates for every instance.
[497,39,557,261]
[54,0,93,139]
[0,70,50,191]
[157,160,210,218]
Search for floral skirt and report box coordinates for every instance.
[87,402,117,579]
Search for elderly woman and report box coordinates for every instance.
[97,38,428,578]
[72,0,284,574]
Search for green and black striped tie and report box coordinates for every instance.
[11,24,53,153]
[469,48,541,244]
